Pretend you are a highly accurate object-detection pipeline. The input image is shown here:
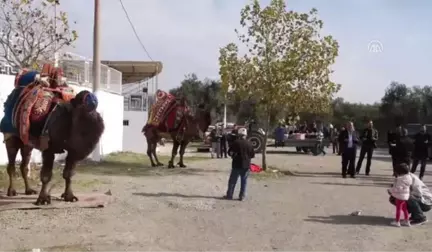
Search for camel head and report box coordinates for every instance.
[67,90,105,160]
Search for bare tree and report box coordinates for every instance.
[0,0,78,69]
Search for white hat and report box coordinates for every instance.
[238,128,247,136]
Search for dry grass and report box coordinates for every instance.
[0,152,210,193]
[77,152,210,177]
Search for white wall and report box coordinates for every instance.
[0,74,123,164]
[122,110,148,154]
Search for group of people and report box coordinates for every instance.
[337,121,432,226]
[209,125,229,158]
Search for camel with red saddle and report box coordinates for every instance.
[0,63,104,205]
[142,90,211,168]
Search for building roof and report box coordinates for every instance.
[101,60,162,84]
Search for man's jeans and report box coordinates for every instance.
[389,196,431,220]
[226,168,250,199]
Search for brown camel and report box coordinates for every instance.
[143,104,211,168]
[5,90,104,205]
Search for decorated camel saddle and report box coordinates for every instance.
[146,90,189,133]
[0,63,76,150]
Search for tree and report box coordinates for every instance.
[0,0,78,69]
[219,0,340,170]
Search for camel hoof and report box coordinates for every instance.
[25,188,37,195]
[7,187,17,197]
[61,192,79,202]
[157,163,164,167]
[35,195,51,205]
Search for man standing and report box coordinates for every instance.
[356,120,379,175]
[331,128,339,154]
[209,127,221,158]
[220,130,228,158]
[224,128,255,201]
[337,126,345,155]
[412,125,430,180]
[391,128,414,175]
[339,122,359,178]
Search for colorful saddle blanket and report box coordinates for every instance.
[147,90,176,127]
[12,83,75,145]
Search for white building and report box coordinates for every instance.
[102,61,162,154]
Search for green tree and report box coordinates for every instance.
[0,0,78,68]
[219,0,340,170]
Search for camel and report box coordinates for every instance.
[1,65,67,197]
[1,66,104,205]
[142,97,211,168]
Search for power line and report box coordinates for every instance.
[118,0,154,61]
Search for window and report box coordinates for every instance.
[123,120,129,126]
[130,95,143,111]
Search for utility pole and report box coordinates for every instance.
[92,0,101,93]
[92,0,101,162]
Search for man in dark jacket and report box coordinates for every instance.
[411,125,430,180]
[338,121,359,178]
[356,120,379,175]
[224,128,255,201]
[388,125,402,174]
[391,128,414,176]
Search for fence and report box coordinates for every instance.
[0,52,122,95]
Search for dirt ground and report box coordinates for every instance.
[1,147,432,251]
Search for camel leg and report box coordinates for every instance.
[61,154,78,202]
[35,151,55,205]
[5,138,19,196]
[178,141,189,168]
[19,145,37,195]
[153,142,164,166]
[168,141,180,169]
[147,141,157,167]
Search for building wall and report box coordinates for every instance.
[122,110,148,154]
[0,74,123,164]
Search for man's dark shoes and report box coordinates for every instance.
[222,195,233,200]
[342,174,347,178]
[411,218,428,226]
[238,196,244,201]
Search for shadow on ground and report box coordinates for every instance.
[75,152,217,177]
[305,215,393,226]
[132,192,223,200]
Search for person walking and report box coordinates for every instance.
[209,127,221,158]
[220,131,228,158]
[356,120,378,175]
[339,122,359,178]
[331,128,339,154]
[411,125,430,180]
[224,128,255,201]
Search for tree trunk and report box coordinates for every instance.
[261,113,271,171]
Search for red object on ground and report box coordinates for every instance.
[250,163,263,173]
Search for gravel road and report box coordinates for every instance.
[1,147,432,251]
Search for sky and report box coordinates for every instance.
[59,0,432,104]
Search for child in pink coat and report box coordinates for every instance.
[388,163,412,227]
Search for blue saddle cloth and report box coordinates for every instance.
[0,71,39,134]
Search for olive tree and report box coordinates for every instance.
[219,0,340,170]
[0,0,78,69]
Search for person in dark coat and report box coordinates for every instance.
[411,125,431,180]
[388,126,403,175]
[338,122,359,178]
[337,126,345,155]
[224,128,255,201]
[391,128,414,176]
[220,131,228,158]
[356,120,379,175]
